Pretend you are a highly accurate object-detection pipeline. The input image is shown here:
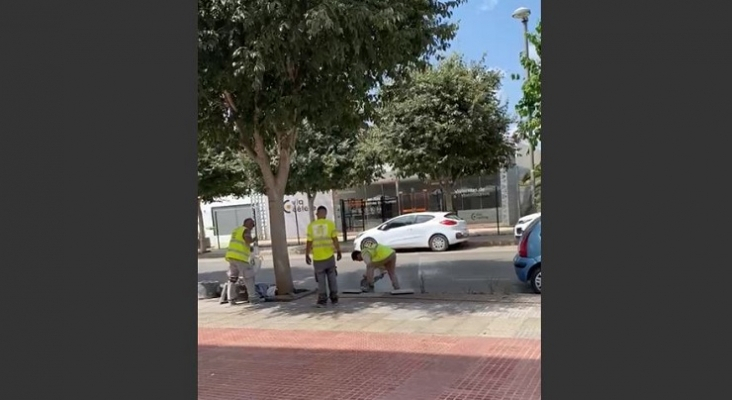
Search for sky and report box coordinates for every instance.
[446,0,541,127]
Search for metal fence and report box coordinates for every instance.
[337,184,511,241]
[338,197,398,241]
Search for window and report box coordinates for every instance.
[414,215,435,224]
[383,214,416,230]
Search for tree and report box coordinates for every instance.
[197,136,255,253]
[238,123,386,223]
[377,53,515,211]
[522,163,541,209]
[198,137,254,203]
[513,20,541,149]
[198,0,464,294]
[285,124,385,222]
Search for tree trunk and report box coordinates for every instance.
[266,187,295,295]
[246,126,296,295]
[197,198,208,254]
[306,191,316,224]
[441,185,456,212]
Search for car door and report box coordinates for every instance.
[377,214,417,248]
[407,214,437,247]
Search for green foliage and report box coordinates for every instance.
[197,136,255,203]
[287,124,384,195]
[239,123,385,196]
[377,53,515,194]
[512,20,541,149]
[198,0,465,194]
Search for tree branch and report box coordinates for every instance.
[275,127,297,192]
[222,90,258,161]
[222,90,277,188]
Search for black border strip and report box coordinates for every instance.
[547,0,731,398]
[0,0,197,398]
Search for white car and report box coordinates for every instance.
[514,212,541,239]
[353,212,469,252]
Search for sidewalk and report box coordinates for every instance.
[198,295,541,400]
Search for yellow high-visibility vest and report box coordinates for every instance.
[362,243,394,262]
[225,226,251,262]
[306,219,337,261]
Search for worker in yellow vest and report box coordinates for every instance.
[305,206,342,307]
[220,218,259,305]
[351,243,400,293]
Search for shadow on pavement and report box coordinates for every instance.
[200,256,531,299]
[199,262,530,297]
[198,266,318,287]
[239,294,539,320]
[198,342,541,400]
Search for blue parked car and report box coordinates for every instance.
[513,216,541,293]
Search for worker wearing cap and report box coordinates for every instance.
[351,243,400,292]
[220,218,260,305]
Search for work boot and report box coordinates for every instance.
[315,296,328,308]
[330,296,339,306]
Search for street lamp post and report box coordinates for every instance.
[512,6,536,212]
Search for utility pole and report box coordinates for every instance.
[512,7,536,212]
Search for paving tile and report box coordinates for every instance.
[200,297,540,333]
[361,319,404,333]
[198,328,540,400]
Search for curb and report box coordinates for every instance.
[198,233,517,260]
[270,288,317,302]
[199,237,518,259]
[274,238,517,256]
[338,292,541,304]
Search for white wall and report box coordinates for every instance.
[283,192,336,241]
[200,191,337,248]
[199,196,253,231]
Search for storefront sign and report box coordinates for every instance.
[457,208,499,224]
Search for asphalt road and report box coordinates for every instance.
[198,246,531,295]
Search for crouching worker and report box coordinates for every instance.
[220,218,260,305]
[351,243,400,293]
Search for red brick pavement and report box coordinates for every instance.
[199,328,541,400]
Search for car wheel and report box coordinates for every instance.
[529,266,541,294]
[360,237,377,249]
[428,234,449,252]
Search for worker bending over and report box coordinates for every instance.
[351,243,400,292]
[220,218,260,305]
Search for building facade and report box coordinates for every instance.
[334,143,540,230]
